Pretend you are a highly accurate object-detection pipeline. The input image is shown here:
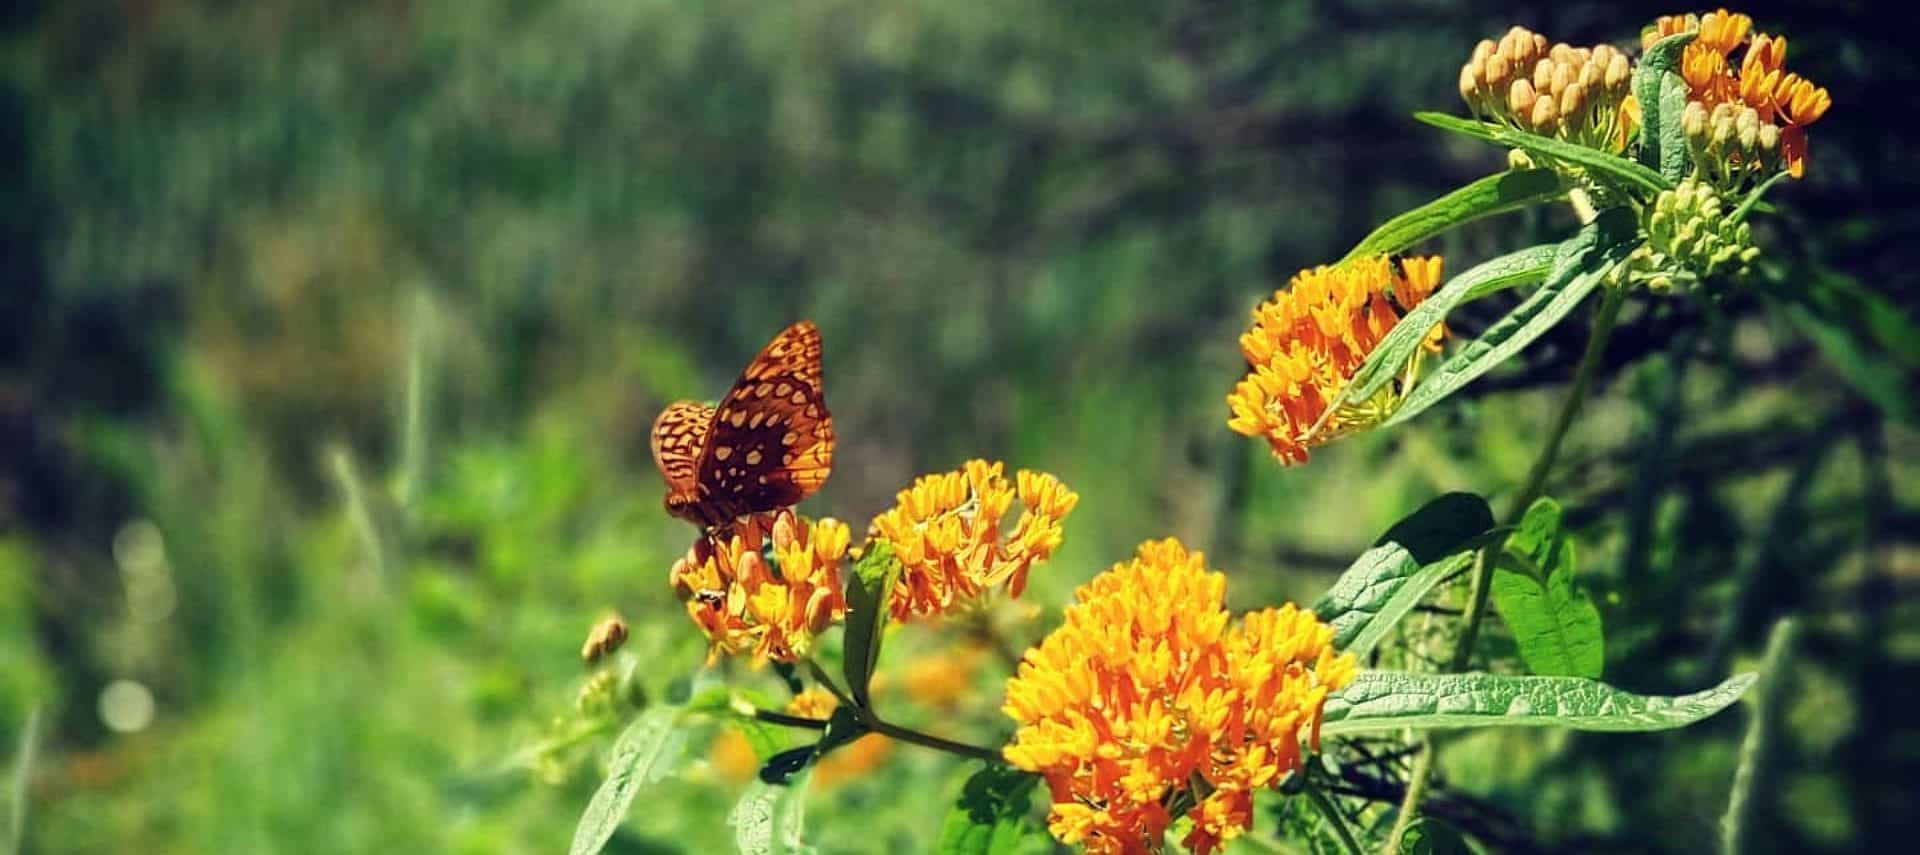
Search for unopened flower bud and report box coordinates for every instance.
[1561,82,1586,119]
[1485,53,1511,89]
[1550,62,1574,97]
[1683,100,1709,139]
[1509,79,1537,118]
[1606,53,1631,90]
[1757,123,1781,153]
[1473,39,1497,64]
[1530,95,1559,130]
[1533,58,1554,93]
[1735,106,1761,151]
[1460,62,1482,103]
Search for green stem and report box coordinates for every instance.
[804,658,1006,765]
[867,718,1007,765]
[1305,781,1365,855]
[1386,283,1628,852]
[753,709,829,730]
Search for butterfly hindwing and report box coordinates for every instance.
[651,400,715,498]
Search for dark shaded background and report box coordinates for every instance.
[2,1,1914,851]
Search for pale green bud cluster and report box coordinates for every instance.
[1625,177,1760,292]
[1685,101,1783,187]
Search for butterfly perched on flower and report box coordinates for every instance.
[650,321,834,530]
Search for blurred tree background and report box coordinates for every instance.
[2,0,1915,852]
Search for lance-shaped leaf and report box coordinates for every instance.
[731,771,812,855]
[1313,245,1558,435]
[1635,32,1699,182]
[1320,671,1755,737]
[937,764,1049,855]
[569,705,692,855]
[1312,493,1494,658]
[1490,498,1604,678]
[1385,208,1640,427]
[1341,169,1562,263]
[842,541,901,708]
[1414,112,1670,196]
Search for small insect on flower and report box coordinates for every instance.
[579,614,629,664]
[650,321,834,532]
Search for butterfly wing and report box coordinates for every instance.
[695,322,834,517]
[651,400,715,498]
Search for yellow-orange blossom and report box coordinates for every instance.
[1003,539,1356,854]
[1228,255,1445,464]
[867,459,1078,621]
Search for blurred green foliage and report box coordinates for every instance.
[2,0,1915,852]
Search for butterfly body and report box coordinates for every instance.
[651,321,834,530]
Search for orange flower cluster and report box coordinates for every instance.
[867,460,1079,621]
[1646,8,1831,177]
[1002,539,1356,854]
[1227,255,1445,465]
[669,509,850,663]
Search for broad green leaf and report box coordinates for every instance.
[1372,492,1496,564]
[731,771,812,855]
[1635,33,1698,181]
[1313,493,1493,657]
[1313,493,1492,656]
[1319,245,1558,426]
[1341,169,1562,263]
[1490,498,1604,678]
[569,705,691,855]
[937,764,1049,855]
[1320,671,1755,737]
[1414,112,1670,196]
[1399,818,1469,855]
[1385,208,1640,427]
[842,541,901,708]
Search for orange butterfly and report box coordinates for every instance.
[650,321,834,530]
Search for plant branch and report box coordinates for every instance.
[752,709,829,730]
[867,717,1008,765]
[1387,283,1628,851]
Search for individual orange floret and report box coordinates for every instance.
[866,460,1078,621]
[669,509,849,663]
[1227,255,1445,465]
[1002,539,1355,854]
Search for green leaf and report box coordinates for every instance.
[1341,169,1562,263]
[1385,208,1640,427]
[759,707,870,785]
[1490,498,1604,678]
[937,765,1049,855]
[1320,671,1756,737]
[1635,32,1698,181]
[569,705,692,855]
[1399,818,1469,855]
[731,771,812,855]
[1321,245,1558,424]
[1414,112,1670,196]
[1758,267,1920,424]
[1313,493,1493,656]
[842,541,901,708]
[1730,171,1789,224]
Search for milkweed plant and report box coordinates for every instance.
[551,9,1830,854]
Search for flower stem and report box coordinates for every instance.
[867,717,1008,765]
[752,709,829,730]
[803,657,1007,764]
[1386,283,1628,851]
[1305,781,1365,855]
